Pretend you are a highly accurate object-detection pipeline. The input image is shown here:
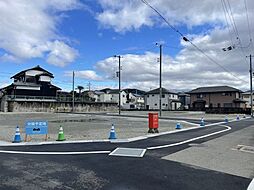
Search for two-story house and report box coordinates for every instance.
[124,88,145,109]
[94,88,127,106]
[188,86,246,111]
[145,87,181,110]
[0,65,61,112]
[0,65,61,99]
[242,90,254,110]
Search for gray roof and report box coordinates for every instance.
[145,88,177,95]
[242,90,254,95]
[188,86,242,94]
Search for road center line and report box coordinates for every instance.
[147,125,231,150]
[0,150,111,155]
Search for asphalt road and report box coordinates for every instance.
[0,118,253,190]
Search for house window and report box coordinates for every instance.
[147,95,149,98]
[197,94,203,98]
[154,103,157,106]
[123,95,125,97]
[152,95,154,97]
[218,103,221,107]
[224,103,232,108]
[162,103,165,106]
[222,92,231,96]
[162,95,165,98]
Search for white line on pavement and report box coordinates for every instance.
[248,179,254,190]
[0,150,111,155]
[147,125,231,150]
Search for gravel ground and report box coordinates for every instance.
[0,112,196,143]
[0,111,246,143]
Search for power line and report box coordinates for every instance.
[244,0,254,50]
[141,0,248,83]
[225,0,249,65]
[220,0,234,46]
[225,0,239,39]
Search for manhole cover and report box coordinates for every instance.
[109,148,146,158]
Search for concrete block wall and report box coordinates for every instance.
[5,101,118,113]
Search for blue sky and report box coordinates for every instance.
[0,0,253,92]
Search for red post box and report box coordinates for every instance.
[148,113,159,133]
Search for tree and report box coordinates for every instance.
[76,85,84,97]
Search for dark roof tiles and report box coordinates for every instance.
[188,86,242,94]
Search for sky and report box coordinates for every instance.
[0,0,254,92]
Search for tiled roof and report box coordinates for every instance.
[188,86,242,94]
[11,65,54,79]
[145,87,177,95]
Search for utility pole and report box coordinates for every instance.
[88,82,91,91]
[114,55,121,115]
[72,71,75,113]
[247,54,253,117]
[156,43,163,117]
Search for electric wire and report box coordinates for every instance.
[225,0,240,39]
[244,0,254,50]
[225,0,249,64]
[141,0,247,83]
[221,0,235,46]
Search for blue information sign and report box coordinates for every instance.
[25,121,48,135]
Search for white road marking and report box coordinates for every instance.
[247,178,254,190]
[147,125,231,150]
[0,150,111,155]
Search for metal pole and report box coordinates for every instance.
[114,55,121,115]
[250,55,253,117]
[72,71,75,113]
[118,56,121,115]
[159,44,162,117]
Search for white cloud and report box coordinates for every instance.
[0,0,82,66]
[65,70,102,81]
[96,0,155,33]
[81,0,254,91]
[96,0,225,33]
[77,26,250,91]
[46,41,78,67]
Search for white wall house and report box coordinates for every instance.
[93,89,127,106]
[126,93,144,109]
[145,88,181,110]
[93,91,112,102]
[109,90,127,106]
[242,91,254,109]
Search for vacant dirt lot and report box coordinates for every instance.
[0,111,245,143]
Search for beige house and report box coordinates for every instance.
[242,91,254,109]
[188,86,246,111]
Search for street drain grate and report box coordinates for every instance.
[109,148,146,158]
